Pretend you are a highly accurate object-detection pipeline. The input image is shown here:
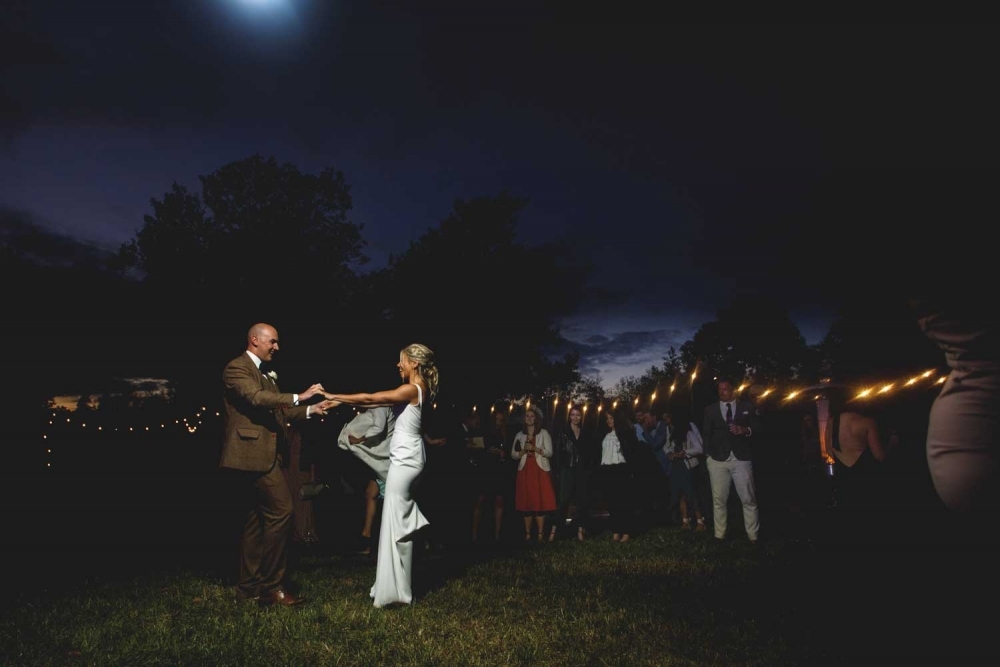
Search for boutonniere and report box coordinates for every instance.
[267,371,278,381]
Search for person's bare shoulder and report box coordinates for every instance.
[846,412,878,436]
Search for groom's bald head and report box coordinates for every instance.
[247,323,280,361]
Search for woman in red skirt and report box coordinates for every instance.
[512,405,556,542]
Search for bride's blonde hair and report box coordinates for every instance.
[402,343,439,397]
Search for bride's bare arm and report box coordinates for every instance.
[322,384,419,407]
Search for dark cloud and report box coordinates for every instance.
[550,328,691,387]
[0,206,116,268]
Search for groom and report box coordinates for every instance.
[222,322,335,606]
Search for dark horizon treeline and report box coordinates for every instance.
[4,154,951,422]
[7,156,598,415]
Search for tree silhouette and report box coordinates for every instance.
[118,154,366,298]
[114,155,371,390]
[372,193,593,407]
[679,301,810,385]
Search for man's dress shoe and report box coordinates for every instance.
[260,589,306,607]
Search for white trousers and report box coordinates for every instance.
[707,455,759,541]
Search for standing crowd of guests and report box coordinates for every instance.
[284,374,939,558]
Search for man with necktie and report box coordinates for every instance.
[702,378,761,542]
[221,323,336,606]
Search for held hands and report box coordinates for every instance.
[729,424,749,436]
[317,390,342,408]
[310,399,338,416]
[299,383,326,401]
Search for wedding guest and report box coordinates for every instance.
[358,478,384,557]
[823,398,887,542]
[702,378,761,543]
[601,406,639,542]
[667,408,706,532]
[472,410,512,544]
[338,405,395,556]
[550,405,598,541]
[512,405,556,542]
[914,304,998,516]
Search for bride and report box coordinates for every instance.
[322,343,438,607]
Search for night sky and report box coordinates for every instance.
[2,1,993,387]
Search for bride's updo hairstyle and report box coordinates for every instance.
[402,343,440,397]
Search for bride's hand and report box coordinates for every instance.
[315,398,340,412]
[319,390,337,401]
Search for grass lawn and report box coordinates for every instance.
[0,525,867,666]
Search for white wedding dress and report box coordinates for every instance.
[370,384,429,607]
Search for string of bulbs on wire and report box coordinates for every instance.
[38,367,949,470]
[473,367,949,418]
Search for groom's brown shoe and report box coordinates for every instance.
[260,588,306,607]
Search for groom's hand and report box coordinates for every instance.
[299,383,325,401]
[311,399,338,416]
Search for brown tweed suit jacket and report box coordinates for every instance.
[220,351,308,472]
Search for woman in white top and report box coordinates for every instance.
[667,409,706,531]
[512,405,556,542]
[600,407,638,542]
[322,343,438,607]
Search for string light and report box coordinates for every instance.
[41,365,950,449]
[741,367,948,404]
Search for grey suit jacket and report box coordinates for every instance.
[702,399,760,462]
